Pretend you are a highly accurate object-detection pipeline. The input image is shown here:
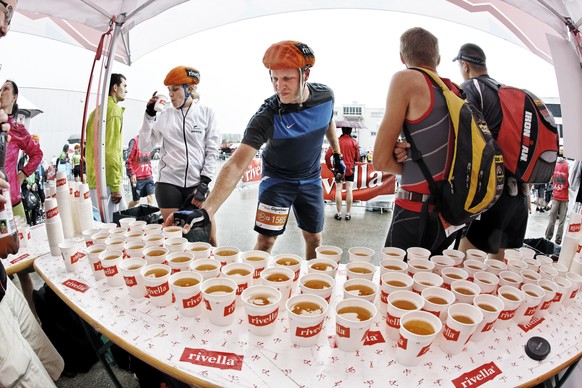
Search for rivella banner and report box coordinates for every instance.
[242,159,396,201]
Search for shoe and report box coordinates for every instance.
[345,214,351,221]
[334,213,342,220]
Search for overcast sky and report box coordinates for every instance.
[0,9,559,137]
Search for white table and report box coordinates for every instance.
[2,224,50,275]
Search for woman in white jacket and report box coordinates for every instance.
[140,66,221,245]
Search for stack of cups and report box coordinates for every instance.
[44,198,65,256]
[70,181,81,236]
[15,217,29,249]
[78,183,95,232]
[55,171,74,239]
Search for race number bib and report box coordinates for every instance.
[255,203,289,231]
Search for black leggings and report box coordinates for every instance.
[155,182,196,209]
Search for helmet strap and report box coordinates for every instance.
[180,84,191,109]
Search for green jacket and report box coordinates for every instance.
[85,96,125,192]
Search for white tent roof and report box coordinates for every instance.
[16,94,43,119]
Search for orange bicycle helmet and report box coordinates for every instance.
[164,66,200,86]
[262,41,315,70]
[31,134,39,142]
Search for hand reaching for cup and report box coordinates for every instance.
[146,91,158,117]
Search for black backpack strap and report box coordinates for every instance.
[476,76,502,92]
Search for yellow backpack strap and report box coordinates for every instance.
[410,67,451,93]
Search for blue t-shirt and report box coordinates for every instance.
[241,83,334,181]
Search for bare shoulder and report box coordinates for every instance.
[390,69,426,93]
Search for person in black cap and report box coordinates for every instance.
[454,43,530,260]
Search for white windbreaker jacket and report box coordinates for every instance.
[139,102,221,187]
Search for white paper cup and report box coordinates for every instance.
[167,251,194,274]
[109,226,128,237]
[165,237,188,253]
[104,237,126,253]
[485,259,507,276]
[85,244,107,280]
[260,267,295,304]
[119,258,147,299]
[396,310,442,366]
[496,286,525,329]
[421,286,455,323]
[381,247,406,261]
[335,298,377,352]
[17,225,29,248]
[380,272,414,313]
[451,280,481,304]
[348,246,375,263]
[472,294,504,342]
[520,269,542,285]
[506,259,528,274]
[550,276,572,313]
[214,246,241,268]
[201,277,238,326]
[566,272,582,302]
[406,246,430,261]
[463,260,487,282]
[522,257,541,273]
[536,255,554,266]
[141,264,173,307]
[143,223,162,235]
[345,261,376,281]
[240,285,282,336]
[240,250,270,281]
[143,246,169,265]
[343,278,378,302]
[58,239,84,272]
[90,231,110,247]
[407,259,435,277]
[552,262,569,278]
[466,249,488,262]
[186,242,213,259]
[441,267,469,291]
[143,233,165,248]
[162,225,183,239]
[286,294,329,347]
[118,217,136,229]
[498,270,523,289]
[221,262,254,305]
[380,258,408,280]
[100,222,118,233]
[299,273,335,303]
[443,249,465,267]
[272,254,302,282]
[515,284,544,325]
[170,271,204,317]
[473,271,499,295]
[539,265,559,280]
[82,228,100,248]
[504,249,523,264]
[124,231,144,243]
[440,303,483,355]
[154,94,169,112]
[190,258,221,280]
[534,279,558,319]
[429,255,455,276]
[519,247,537,260]
[124,241,147,259]
[99,250,125,287]
[315,245,343,263]
[412,272,443,295]
[386,290,424,341]
[307,258,338,278]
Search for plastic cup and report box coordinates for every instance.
[165,237,188,253]
[421,286,455,323]
[522,257,541,272]
[99,250,125,287]
[379,258,408,281]
[496,286,525,329]
[118,217,136,229]
[451,280,481,304]
[143,223,162,235]
[503,249,523,264]
[520,269,542,285]
[201,277,238,326]
[90,231,109,247]
[519,247,537,260]
[124,241,147,259]
[443,249,465,267]
[485,259,507,276]
[466,249,488,262]
[170,271,204,317]
[536,255,554,266]
[100,223,118,233]
[334,298,377,352]
[396,310,442,366]
[566,272,582,302]
[221,262,254,305]
[82,228,100,248]
[154,94,169,112]
[381,247,406,261]
[386,290,424,341]
[407,259,435,277]
[298,273,335,303]
[119,258,147,299]
[549,276,572,313]
[214,246,240,268]
[143,233,165,248]
[105,237,126,253]
[514,284,544,325]
[380,272,414,312]
[343,278,378,302]
[186,242,213,259]
[440,303,483,355]
[190,258,221,281]
[58,239,84,272]
[272,254,302,282]
[539,265,559,280]
[17,225,30,248]
[463,260,487,282]
[315,245,343,263]
[124,231,144,243]
[143,246,169,265]
[472,294,504,342]
[286,294,329,347]
[506,259,528,274]
[473,271,499,295]
[552,262,569,278]
[167,251,194,274]
[141,264,173,306]
[85,244,106,280]
[163,225,183,239]
[345,261,376,281]
[498,270,523,289]
[307,258,338,278]
[441,267,469,291]
[406,247,431,261]
[429,255,455,276]
[240,250,270,281]
[109,226,128,236]
[535,279,558,319]
[412,272,443,295]
[260,267,295,304]
[348,247,375,263]
[240,285,282,336]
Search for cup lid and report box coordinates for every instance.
[525,336,550,360]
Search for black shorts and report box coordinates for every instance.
[344,174,354,183]
[73,165,81,178]
[155,182,196,209]
[465,188,528,253]
[132,177,155,201]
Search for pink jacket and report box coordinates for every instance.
[6,116,43,206]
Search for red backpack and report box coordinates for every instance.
[480,78,559,183]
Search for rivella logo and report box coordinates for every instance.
[296,321,324,338]
[62,279,90,293]
[46,207,59,219]
[452,362,502,388]
[180,348,243,371]
[248,308,279,327]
